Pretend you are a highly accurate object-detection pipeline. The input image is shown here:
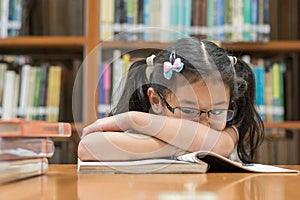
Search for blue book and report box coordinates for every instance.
[98,63,105,118]
[214,0,225,42]
[252,66,265,121]
[251,0,258,41]
[143,0,150,41]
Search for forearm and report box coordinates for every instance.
[128,112,236,157]
[78,132,185,161]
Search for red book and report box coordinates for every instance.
[0,118,71,137]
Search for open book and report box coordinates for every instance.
[78,151,299,174]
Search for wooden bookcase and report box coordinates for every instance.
[1,0,299,163]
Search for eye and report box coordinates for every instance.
[210,109,225,115]
[180,108,199,115]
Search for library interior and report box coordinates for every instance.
[1,0,300,199]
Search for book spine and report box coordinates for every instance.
[12,74,20,118]
[0,0,10,38]
[26,67,37,120]
[214,0,225,42]
[262,0,270,42]
[206,0,214,40]
[160,0,170,42]
[0,158,48,184]
[224,0,233,41]
[18,64,31,118]
[38,64,49,121]
[143,0,150,40]
[0,63,8,107]
[0,137,55,160]
[8,0,23,36]
[183,0,192,37]
[243,0,252,41]
[98,63,105,118]
[251,0,258,41]
[2,71,16,120]
[111,49,124,107]
[0,119,71,137]
[32,68,41,120]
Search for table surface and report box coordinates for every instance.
[1,165,300,200]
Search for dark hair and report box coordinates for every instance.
[228,59,264,163]
[109,37,264,163]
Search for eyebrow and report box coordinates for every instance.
[179,100,228,107]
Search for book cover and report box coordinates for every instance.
[0,118,71,137]
[0,137,54,160]
[186,151,298,173]
[0,157,48,184]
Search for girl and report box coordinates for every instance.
[78,38,264,163]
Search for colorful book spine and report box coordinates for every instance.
[8,0,23,36]
[143,0,150,40]
[98,63,106,118]
[18,64,31,118]
[206,0,215,40]
[2,71,16,120]
[224,0,233,41]
[214,0,225,42]
[243,0,252,41]
[251,0,258,41]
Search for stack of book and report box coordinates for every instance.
[0,118,71,184]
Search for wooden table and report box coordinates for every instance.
[1,165,300,200]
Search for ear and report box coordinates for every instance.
[147,87,163,114]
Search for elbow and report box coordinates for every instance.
[77,137,96,161]
[211,133,235,158]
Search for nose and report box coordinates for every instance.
[198,112,211,126]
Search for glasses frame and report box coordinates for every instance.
[156,92,235,122]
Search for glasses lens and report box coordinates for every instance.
[226,110,234,121]
[210,109,234,122]
[176,107,200,120]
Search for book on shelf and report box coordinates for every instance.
[0,118,71,137]
[102,0,270,42]
[0,60,73,122]
[0,157,48,184]
[78,151,298,174]
[0,137,54,160]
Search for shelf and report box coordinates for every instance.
[264,121,300,130]
[0,36,86,55]
[100,40,300,52]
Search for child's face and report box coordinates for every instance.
[163,79,231,131]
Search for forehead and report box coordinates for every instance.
[171,80,230,107]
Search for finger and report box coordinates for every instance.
[82,120,103,137]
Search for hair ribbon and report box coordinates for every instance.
[163,58,184,80]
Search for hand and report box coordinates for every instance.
[81,112,131,138]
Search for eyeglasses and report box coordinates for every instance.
[157,92,235,122]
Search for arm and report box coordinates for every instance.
[78,131,185,161]
[82,111,238,157]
